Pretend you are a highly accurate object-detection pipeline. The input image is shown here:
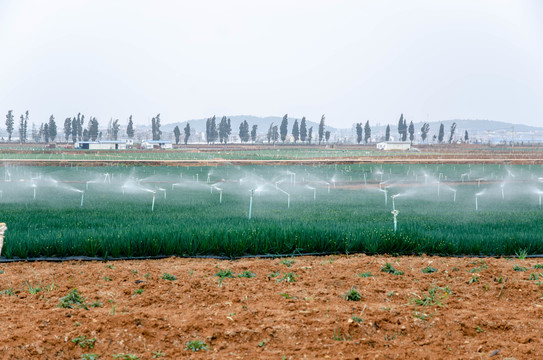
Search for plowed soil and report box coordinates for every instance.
[1,255,542,359]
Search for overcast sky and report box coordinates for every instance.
[1,0,542,129]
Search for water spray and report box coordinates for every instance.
[500,183,505,200]
[80,191,85,207]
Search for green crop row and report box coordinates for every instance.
[0,164,542,259]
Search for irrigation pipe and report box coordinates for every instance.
[2,252,543,263]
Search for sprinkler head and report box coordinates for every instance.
[391,209,399,216]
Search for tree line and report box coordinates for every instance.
[4,110,469,145]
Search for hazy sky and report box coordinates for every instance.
[1,0,542,128]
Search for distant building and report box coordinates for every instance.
[141,140,173,150]
[376,141,411,151]
[76,140,128,150]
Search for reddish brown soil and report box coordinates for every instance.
[1,255,542,359]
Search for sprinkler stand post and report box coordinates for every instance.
[248,189,254,220]
[391,210,399,232]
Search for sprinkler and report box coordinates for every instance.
[212,185,223,204]
[379,188,388,206]
[449,188,457,202]
[158,187,167,199]
[0,190,2,199]
[391,209,399,232]
[475,190,485,211]
[196,173,199,183]
[103,173,111,183]
[248,189,254,219]
[501,183,505,200]
[32,184,37,200]
[306,186,316,201]
[363,173,367,185]
[391,194,400,211]
[207,173,211,183]
[80,191,85,207]
[276,186,291,208]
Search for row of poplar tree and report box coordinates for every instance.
[4,110,138,143]
[201,114,330,144]
[357,114,467,144]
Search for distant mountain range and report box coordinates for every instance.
[369,119,542,134]
[143,115,337,134]
[149,116,541,135]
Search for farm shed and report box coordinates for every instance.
[76,140,128,150]
[141,140,173,150]
[376,141,411,151]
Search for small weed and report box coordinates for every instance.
[344,287,362,301]
[351,316,363,323]
[72,335,96,349]
[237,270,256,278]
[105,264,115,270]
[515,248,528,260]
[276,272,298,283]
[380,262,404,275]
[280,293,296,299]
[483,283,490,291]
[258,339,267,347]
[161,273,177,281]
[413,311,432,320]
[0,270,4,274]
[130,269,138,275]
[468,264,488,273]
[513,265,527,272]
[112,354,140,360]
[387,291,395,297]
[475,326,484,333]
[144,272,150,279]
[410,286,450,307]
[421,266,438,274]
[215,269,234,286]
[357,271,372,278]
[452,267,459,271]
[382,307,391,311]
[152,350,165,358]
[185,340,208,352]
[494,276,504,284]
[528,273,543,280]
[332,327,351,341]
[80,354,99,360]
[103,276,112,282]
[1,288,15,296]
[58,289,87,309]
[133,288,144,296]
[468,276,479,284]
[268,271,280,278]
[280,258,295,267]
[23,280,43,295]
[533,264,543,269]
[90,301,103,308]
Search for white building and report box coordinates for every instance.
[141,140,173,149]
[76,140,128,150]
[376,141,411,151]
